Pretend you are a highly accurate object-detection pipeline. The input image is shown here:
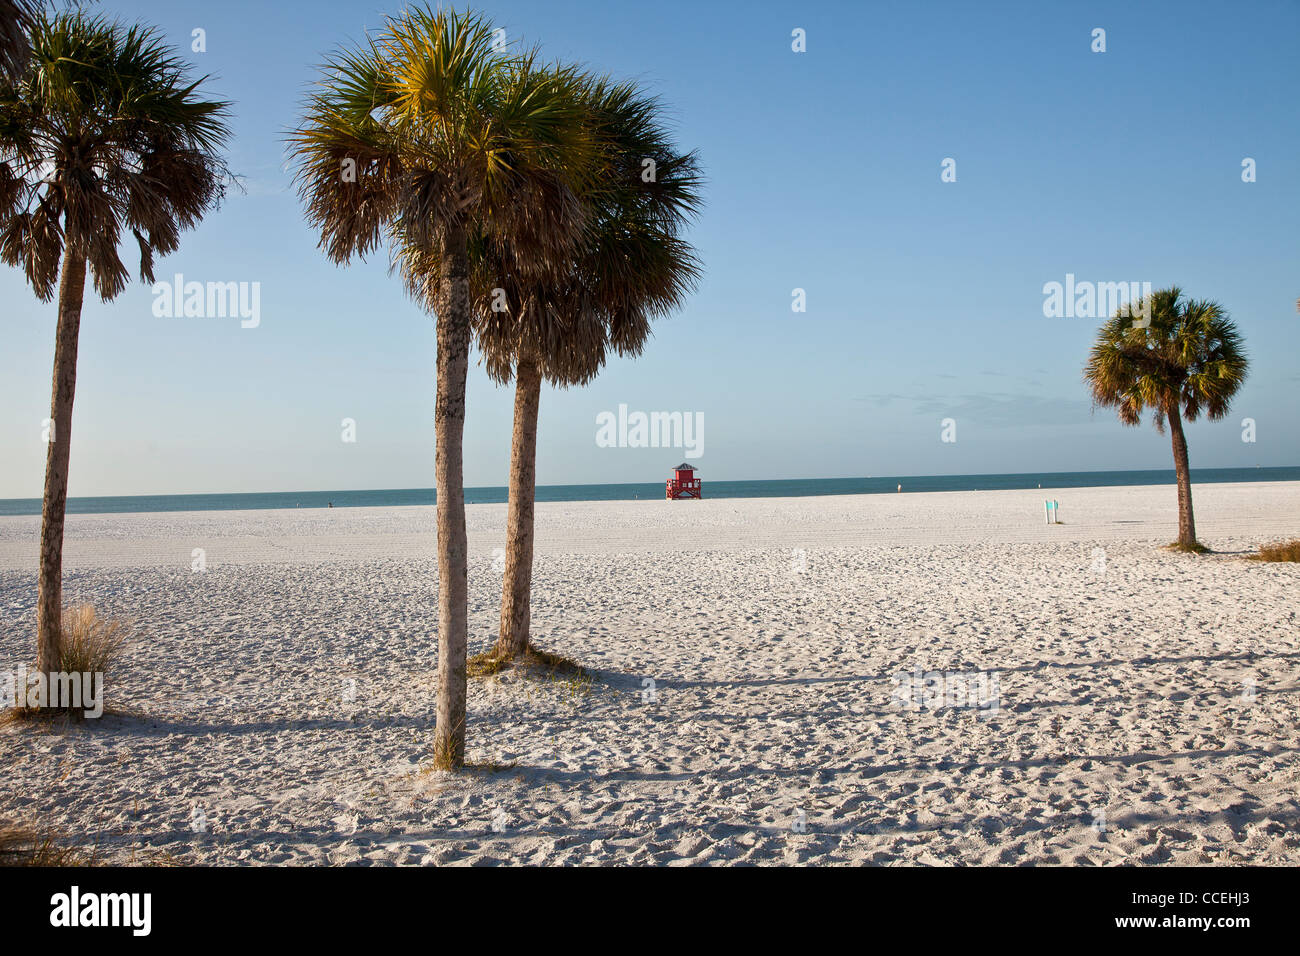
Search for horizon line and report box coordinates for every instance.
[0,464,1294,504]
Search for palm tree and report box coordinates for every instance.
[289,7,593,769]
[1084,287,1249,549]
[457,77,701,662]
[0,11,231,684]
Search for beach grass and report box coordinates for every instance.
[0,822,92,866]
[58,604,130,679]
[1248,538,1300,562]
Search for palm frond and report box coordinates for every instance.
[0,0,37,82]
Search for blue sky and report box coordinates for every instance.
[2,0,1297,497]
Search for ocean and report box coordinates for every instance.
[0,467,1296,517]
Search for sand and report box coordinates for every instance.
[1,480,1297,865]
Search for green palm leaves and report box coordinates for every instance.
[468,75,703,387]
[0,9,232,300]
[1084,287,1248,431]
[289,7,592,274]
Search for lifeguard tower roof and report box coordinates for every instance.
[674,463,697,471]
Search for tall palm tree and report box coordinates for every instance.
[289,7,593,769]
[0,10,231,684]
[452,78,701,662]
[1084,287,1248,549]
[0,0,37,81]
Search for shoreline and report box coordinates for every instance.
[0,479,1295,571]
[1,466,1297,517]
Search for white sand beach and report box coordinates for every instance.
[1,481,1297,865]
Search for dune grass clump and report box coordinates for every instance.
[0,822,90,866]
[6,605,129,722]
[58,605,130,679]
[0,820,180,866]
[1249,539,1300,562]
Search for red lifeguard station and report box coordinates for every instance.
[666,462,702,499]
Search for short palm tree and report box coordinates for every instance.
[0,11,231,683]
[471,78,702,662]
[1084,287,1248,549]
[0,0,36,81]
[289,7,593,769]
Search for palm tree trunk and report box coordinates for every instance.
[35,236,88,681]
[432,228,470,770]
[1167,404,1197,546]
[495,350,542,660]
